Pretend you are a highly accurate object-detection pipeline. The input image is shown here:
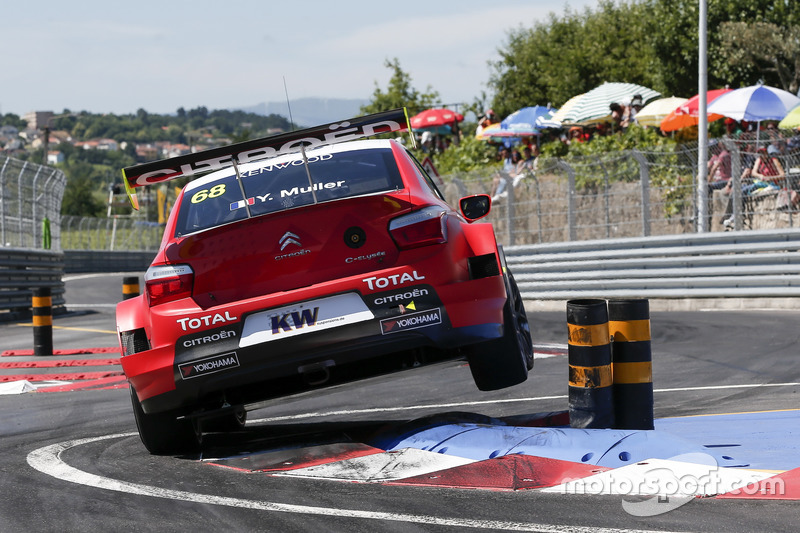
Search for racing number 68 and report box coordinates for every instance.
[191,184,226,204]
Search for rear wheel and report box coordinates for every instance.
[130,387,202,455]
[466,272,533,391]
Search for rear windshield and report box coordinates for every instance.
[174,147,403,236]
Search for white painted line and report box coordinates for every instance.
[275,448,473,482]
[655,382,800,393]
[248,395,570,423]
[248,381,800,424]
[26,433,689,533]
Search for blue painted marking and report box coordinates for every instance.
[655,410,800,471]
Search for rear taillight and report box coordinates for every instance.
[145,264,194,306]
[389,206,448,250]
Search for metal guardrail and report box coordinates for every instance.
[506,228,800,300]
[0,249,65,320]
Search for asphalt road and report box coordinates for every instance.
[0,273,798,532]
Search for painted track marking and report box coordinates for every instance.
[249,382,800,424]
[26,433,690,533]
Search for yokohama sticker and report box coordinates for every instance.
[380,308,442,335]
[179,352,240,380]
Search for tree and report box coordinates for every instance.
[488,1,661,117]
[61,172,105,216]
[718,21,800,93]
[361,58,441,115]
[488,0,800,115]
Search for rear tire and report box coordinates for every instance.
[130,387,202,455]
[466,272,533,391]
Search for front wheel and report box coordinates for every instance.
[130,387,202,455]
[466,272,534,391]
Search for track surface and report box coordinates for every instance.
[0,273,798,532]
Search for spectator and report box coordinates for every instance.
[609,102,630,131]
[511,145,539,187]
[518,145,539,174]
[721,145,784,228]
[750,145,785,185]
[475,109,498,137]
[708,144,732,191]
[568,127,584,144]
[490,146,517,199]
[629,94,644,124]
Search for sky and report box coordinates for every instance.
[0,0,600,117]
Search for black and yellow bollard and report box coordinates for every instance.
[123,276,140,300]
[608,299,654,430]
[567,299,614,428]
[32,287,53,356]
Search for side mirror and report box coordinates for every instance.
[459,194,491,222]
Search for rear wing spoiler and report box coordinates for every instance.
[121,108,412,210]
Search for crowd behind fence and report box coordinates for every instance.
[5,132,800,253]
[445,131,800,247]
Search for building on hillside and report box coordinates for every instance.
[22,111,54,130]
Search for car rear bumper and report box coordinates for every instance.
[123,275,506,414]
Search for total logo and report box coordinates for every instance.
[362,271,425,291]
[177,311,238,331]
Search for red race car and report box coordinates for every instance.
[116,109,533,454]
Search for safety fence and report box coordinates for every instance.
[7,134,800,253]
[0,249,65,320]
[442,134,800,247]
[59,216,163,251]
[0,155,66,250]
[504,227,800,301]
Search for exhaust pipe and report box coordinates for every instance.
[298,360,335,386]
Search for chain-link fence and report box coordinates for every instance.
[59,216,164,251]
[0,155,66,250]
[7,133,800,252]
[440,133,800,247]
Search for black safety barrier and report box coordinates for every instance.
[32,287,53,356]
[567,299,614,429]
[122,276,140,300]
[608,299,654,430]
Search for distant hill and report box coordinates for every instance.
[234,97,370,128]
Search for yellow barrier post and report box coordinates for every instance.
[567,299,614,428]
[32,287,53,356]
[122,276,140,300]
[609,299,654,430]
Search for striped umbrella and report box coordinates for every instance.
[707,84,800,122]
[560,82,661,125]
[545,93,584,127]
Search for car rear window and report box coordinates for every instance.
[174,147,404,236]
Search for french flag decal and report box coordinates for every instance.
[230,197,255,211]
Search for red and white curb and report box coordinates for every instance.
[0,347,126,394]
[206,444,800,500]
